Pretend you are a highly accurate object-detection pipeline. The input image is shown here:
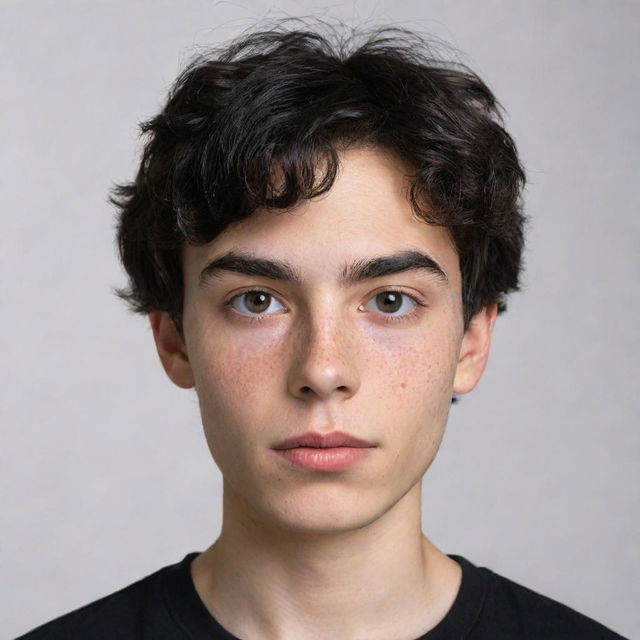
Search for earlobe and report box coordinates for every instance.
[452,304,498,395]
[148,310,195,389]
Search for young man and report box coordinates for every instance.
[17,22,625,640]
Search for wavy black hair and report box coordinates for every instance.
[112,21,526,336]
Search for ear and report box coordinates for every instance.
[453,303,498,395]
[148,310,195,389]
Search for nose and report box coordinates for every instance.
[287,313,361,402]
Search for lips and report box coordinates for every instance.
[272,430,375,450]
[271,430,376,472]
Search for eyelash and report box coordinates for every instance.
[223,288,427,324]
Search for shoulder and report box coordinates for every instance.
[14,557,187,640]
[465,558,627,639]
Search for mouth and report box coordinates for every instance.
[272,430,376,450]
[271,431,376,472]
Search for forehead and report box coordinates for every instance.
[182,147,461,288]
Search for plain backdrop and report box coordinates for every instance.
[1,0,638,638]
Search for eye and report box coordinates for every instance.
[227,290,286,316]
[361,290,422,318]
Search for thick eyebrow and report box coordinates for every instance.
[198,249,448,288]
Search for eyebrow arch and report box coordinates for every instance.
[198,249,448,288]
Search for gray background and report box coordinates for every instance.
[1,0,638,637]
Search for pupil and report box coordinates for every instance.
[248,292,269,312]
[378,292,401,312]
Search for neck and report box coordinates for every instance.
[191,480,462,640]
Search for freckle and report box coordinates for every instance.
[400,382,406,389]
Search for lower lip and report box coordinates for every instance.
[273,446,373,471]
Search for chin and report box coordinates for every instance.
[259,490,382,535]
[272,510,380,536]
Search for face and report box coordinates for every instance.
[152,147,495,535]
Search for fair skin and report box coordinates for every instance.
[150,147,497,640]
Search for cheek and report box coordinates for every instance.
[365,322,460,403]
[188,325,286,435]
[363,325,460,461]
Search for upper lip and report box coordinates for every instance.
[272,430,375,450]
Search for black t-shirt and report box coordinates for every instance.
[15,552,627,639]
